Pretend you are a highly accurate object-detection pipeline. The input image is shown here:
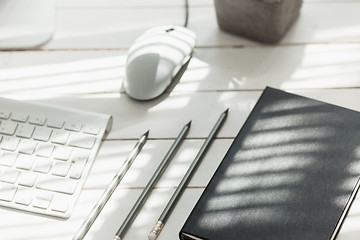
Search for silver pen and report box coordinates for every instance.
[73,130,149,240]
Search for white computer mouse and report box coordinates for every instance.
[124,25,196,100]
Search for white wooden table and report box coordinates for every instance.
[1,0,360,239]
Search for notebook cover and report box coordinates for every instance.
[180,87,360,240]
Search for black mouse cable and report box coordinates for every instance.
[184,0,189,28]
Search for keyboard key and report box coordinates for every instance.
[51,196,70,213]
[65,122,82,132]
[0,151,17,166]
[33,198,51,209]
[29,115,46,126]
[16,124,35,139]
[52,162,71,177]
[1,169,20,183]
[0,110,10,120]
[53,146,72,161]
[0,121,18,135]
[71,150,90,163]
[16,154,35,170]
[70,160,87,179]
[83,125,100,135]
[33,127,52,142]
[47,119,64,129]
[1,137,19,151]
[18,172,37,187]
[70,150,89,179]
[0,183,17,201]
[36,175,78,195]
[18,139,37,154]
[51,130,70,145]
[36,143,54,158]
[36,191,54,201]
[69,133,96,149]
[33,191,53,209]
[14,188,33,205]
[11,112,28,122]
[51,162,70,177]
[34,156,52,173]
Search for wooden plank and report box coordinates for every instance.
[29,2,360,49]
[0,52,11,67]
[188,44,360,91]
[2,44,360,95]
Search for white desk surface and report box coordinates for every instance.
[1,0,360,239]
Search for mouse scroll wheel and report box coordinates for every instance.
[165,28,175,33]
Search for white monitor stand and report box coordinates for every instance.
[0,0,55,49]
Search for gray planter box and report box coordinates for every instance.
[214,0,303,43]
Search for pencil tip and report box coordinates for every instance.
[144,130,150,137]
[186,120,192,127]
[224,108,229,115]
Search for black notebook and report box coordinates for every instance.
[180,87,360,240]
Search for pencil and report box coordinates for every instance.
[113,121,192,240]
[148,109,229,240]
[73,130,149,240]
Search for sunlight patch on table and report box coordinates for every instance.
[0,55,126,95]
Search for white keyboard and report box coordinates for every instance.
[0,97,112,218]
